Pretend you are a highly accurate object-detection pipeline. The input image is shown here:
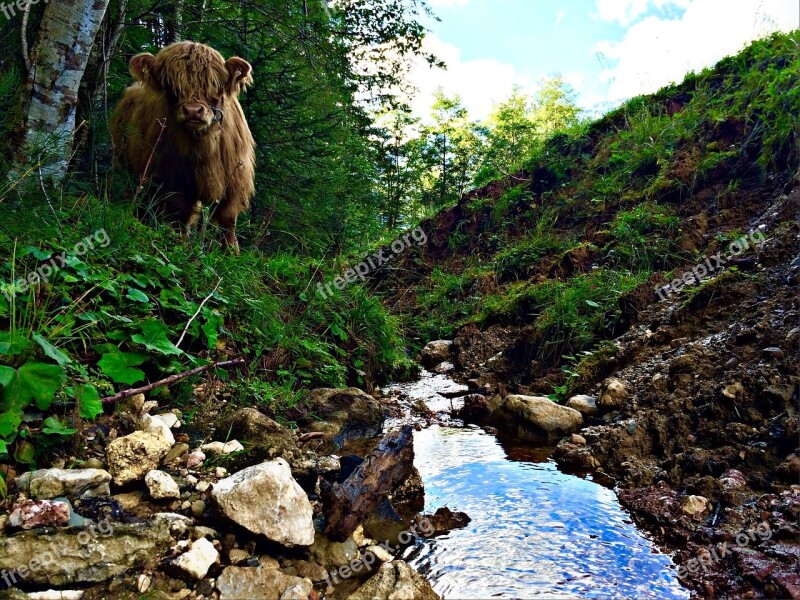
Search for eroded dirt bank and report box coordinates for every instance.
[423,187,799,598]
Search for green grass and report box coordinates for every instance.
[0,194,407,467]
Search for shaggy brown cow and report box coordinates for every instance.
[111,41,256,252]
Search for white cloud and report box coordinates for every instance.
[594,0,798,105]
[595,0,651,25]
[406,34,540,122]
[556,10,566,26]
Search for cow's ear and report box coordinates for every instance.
[130,53,160,90]
[225,57,253,94]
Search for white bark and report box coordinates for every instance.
[19,0,110,182]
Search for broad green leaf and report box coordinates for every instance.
[33,334,72,366]
[202,314,222,350]
[0,411,21,437]
[98,351,147,385]
[126,288,149,303]
[0,331,32,356]
[0,366,14,388]
[131,320,182,356]
[1,362,66,412]
[14,440,34,463]
[0,440,7,458]
[42,416,77,436]
[75,384,103,420]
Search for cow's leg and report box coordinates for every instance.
[211,201,240,255]
[181,200,202,238]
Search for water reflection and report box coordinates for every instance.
[404,426,688,599]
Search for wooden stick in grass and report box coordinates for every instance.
[100,358,245,405]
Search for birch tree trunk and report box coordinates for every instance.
[17,0,110,182]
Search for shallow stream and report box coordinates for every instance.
[385,371,688,599]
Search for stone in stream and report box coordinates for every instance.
[454,394,493,424]
[295,387,385,448]
[211,458,314,547]
[14,468,111,499]
[491,395,583,442]
[106,431,173,486]
[347,560,439,600]
[419,340,453,369]
[215,566,312,600]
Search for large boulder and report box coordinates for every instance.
[419,340,453,369]
[491,395,583,442]
[0,513,189,585]
[296,388,385,448]
[348,560,439,600]
[15,468,111,499]
[106,431,173,486]
[216,566,312,600]
[211,459,314,547]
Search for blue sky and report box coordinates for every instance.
[407,0,799,121]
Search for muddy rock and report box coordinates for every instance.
[226,408,299,460]
[392,466,425,510]
[566,395,599,418]
[145,470,180,500]
[419,340,453,368]
[491,395,583,442]
[211,459,314,547]
[8,498,71,529]
[0,513,189,585]
[172,537,219,579]
[163,443,190,465]
[296,388,385,448]
[348,560,439,600]
[599,378,629,409]
[106,431,173,486]
[309,531,359,569]
[416,506,471,535]
[14,468,111,499]
[216,566,312,600]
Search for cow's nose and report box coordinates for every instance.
[182,105,206,120]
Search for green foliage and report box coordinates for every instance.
[493,208,566,281]
[604,203,685,271]
[0,196,406,465]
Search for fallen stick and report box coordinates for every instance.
[321,425,415,541]
[100,358,245,404]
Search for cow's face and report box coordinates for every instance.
[129,42,253,135]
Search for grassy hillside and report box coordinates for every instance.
[374,31,799,392]
[0,195,409,469]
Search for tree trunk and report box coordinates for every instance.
[16,0,110,182]
[321,425,415,541]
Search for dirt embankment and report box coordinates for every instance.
[444,186,800,598]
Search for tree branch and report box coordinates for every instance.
[100,358,245,405]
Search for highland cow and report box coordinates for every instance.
[110,41,256,253]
